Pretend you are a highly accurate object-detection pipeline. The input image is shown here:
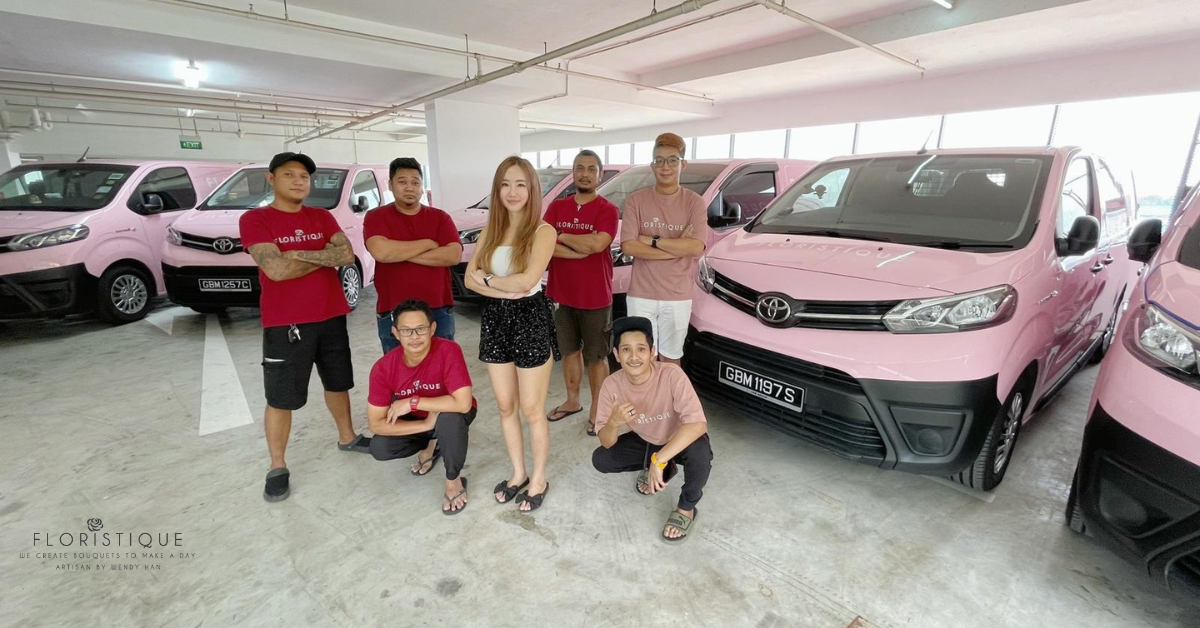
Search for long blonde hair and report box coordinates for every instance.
[477,156,543,274]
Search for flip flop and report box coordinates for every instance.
[493,477,530,504]
[636,461,677,495]
[547,405,583,422]
[337,433,371,453]
[410,447,442,476]
[443,478,468,516]
[516,482,550,512]
[586,420,597,437]
[661,507,697,545]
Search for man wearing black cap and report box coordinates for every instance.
[592,316,712,544]
[239,152,372,503]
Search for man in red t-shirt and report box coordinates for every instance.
[544,150,620,436]
[367,299,477,515]
[239,152,372,503]
[364,158,462,354]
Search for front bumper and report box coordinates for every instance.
[0,264,96,319]
[682,328,1001,474]
[450,262,484,303]
[1075,403,1200,596]
[162,264,260,308]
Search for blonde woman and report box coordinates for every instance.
[465,156,559,512]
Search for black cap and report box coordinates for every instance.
[611,316,654,348]
[268,152,316,174]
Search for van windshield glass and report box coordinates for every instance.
[470,170,571,210]
[200,168,347,210]
[597,163,725,217]
[749,155,1052,250]
[0,164,137,212]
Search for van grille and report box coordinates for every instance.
[711,272,899,331]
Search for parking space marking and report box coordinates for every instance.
[198,314,254,436]
[144,305,191,336]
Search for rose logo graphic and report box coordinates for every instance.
[87,518,103,532]
[295,229,304,236]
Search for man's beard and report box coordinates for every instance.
[576,186,594,195]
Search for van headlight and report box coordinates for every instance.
[458,228,482,245]
[696,256,715,292]
[1131,304,1199,376]
[611,246,634,268]
[167,226,183,246]
[883,285,1017,333]
[7,225,90,251]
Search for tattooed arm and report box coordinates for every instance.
[247,243,321,281]
[283,232,356,267]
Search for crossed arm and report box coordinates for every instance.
[464,226,556,298]
[367,236,462,267]
[620,224,705,261]
[248,233,355,281]
[367,386,473,436]
[554,231,612,260]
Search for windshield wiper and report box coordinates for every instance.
[794,229,892,242]
[909,240,1015,250]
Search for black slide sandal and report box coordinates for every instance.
[516,483,550,512]
[493,478,530,504]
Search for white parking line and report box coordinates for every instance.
[198,314,254,436]
[144,305,190,335]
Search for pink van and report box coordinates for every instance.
[450,159,814,313]
[686,147,1139,491]
[1065,186,1200,594]
[161,163,391,312]
[0,160,239,323]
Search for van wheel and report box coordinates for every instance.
[97,265,152,324]
[951,384,1027,492]
[1065,468,1089,535]
[340,264,362,310]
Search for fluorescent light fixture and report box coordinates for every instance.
[519,120,604,133]
[929,0,953,8]
[181,60,201,89]
[393,116,427,128]
[183,108,195,117]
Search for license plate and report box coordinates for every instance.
[199,278,251,292]
[718,361,805,412]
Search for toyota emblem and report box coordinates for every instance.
[213,237,235,254]
[756,294,792,325]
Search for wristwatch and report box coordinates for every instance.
[651,235,661,249]
[409,397,419,412]
[483,273,493,287]
[650,452,668,470]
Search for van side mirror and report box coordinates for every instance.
[353,195,368,212]
[1128,218,1163,263]
[708,192,743,228]
[1056,215,1100,257]
[141,193,164,214]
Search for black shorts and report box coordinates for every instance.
[262,315,354,411]
[479,292,561,369]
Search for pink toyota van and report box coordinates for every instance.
[0,160,239,323]
[161,162,391,312]
[686,147,1139,491]
[1065,186,1200,595]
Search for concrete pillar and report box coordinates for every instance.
[424,98,520,211]
[0,141,21,173]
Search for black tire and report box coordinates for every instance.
[1089,307,1121,365]
[190,306,226,314]
[340,263,363,311]
[951,382,1029,492]
[1066,468,1089,535]
[96,265,153,324]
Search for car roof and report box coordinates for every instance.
[823,146,1076,163]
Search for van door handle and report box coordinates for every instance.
[1091,262,1105,273]
[1102,255,1115,265]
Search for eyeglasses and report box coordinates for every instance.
[651,157,681,168]
[395,326,430,337]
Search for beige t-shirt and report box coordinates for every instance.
[594,363,708,446]
[620,186,708,301]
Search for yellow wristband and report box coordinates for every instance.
[650,452,667,470]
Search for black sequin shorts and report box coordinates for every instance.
[479,292,561,369]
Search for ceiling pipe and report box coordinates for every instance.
[44,118,425,144]
[568,2,758,61]
[300,0,723,143]
[752,0,925,73]
[148,0,712,104]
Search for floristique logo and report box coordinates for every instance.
[87,519,103,532]
[22,519,194,572]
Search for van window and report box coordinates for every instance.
[0,164,137,212]
[719,170,776,220]
[1096,159,1130,237]
[597,163,726,217]
[351,170,381,212]
[201,168,348,210]
[1058,158,1094,239]
[752,155,1051,250]
[128,167,196,213]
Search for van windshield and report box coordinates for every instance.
[469,169,571,210]
[0,164,137,212]
[749,155,1052,250]
[200,168,348,210]
[597,163,725,217]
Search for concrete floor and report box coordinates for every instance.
[1,290,1198,628]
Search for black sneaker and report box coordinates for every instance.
[264,468,290,502]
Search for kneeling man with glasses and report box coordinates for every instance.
[367,299,477,514]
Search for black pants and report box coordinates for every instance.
[592,431,712,510]
[369,408,477,480]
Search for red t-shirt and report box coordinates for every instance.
[239,205,351,328]
[367,337,477,419]
[363,204,460,312]
[544,195,619,309]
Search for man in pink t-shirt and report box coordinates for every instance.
[593,316,712,544]
[367,299,477,515]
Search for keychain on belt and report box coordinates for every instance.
[288,324,301,343]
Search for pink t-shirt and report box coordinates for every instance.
[594,363,707,446]
[619,186,708,301]
[367,337,476,420]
